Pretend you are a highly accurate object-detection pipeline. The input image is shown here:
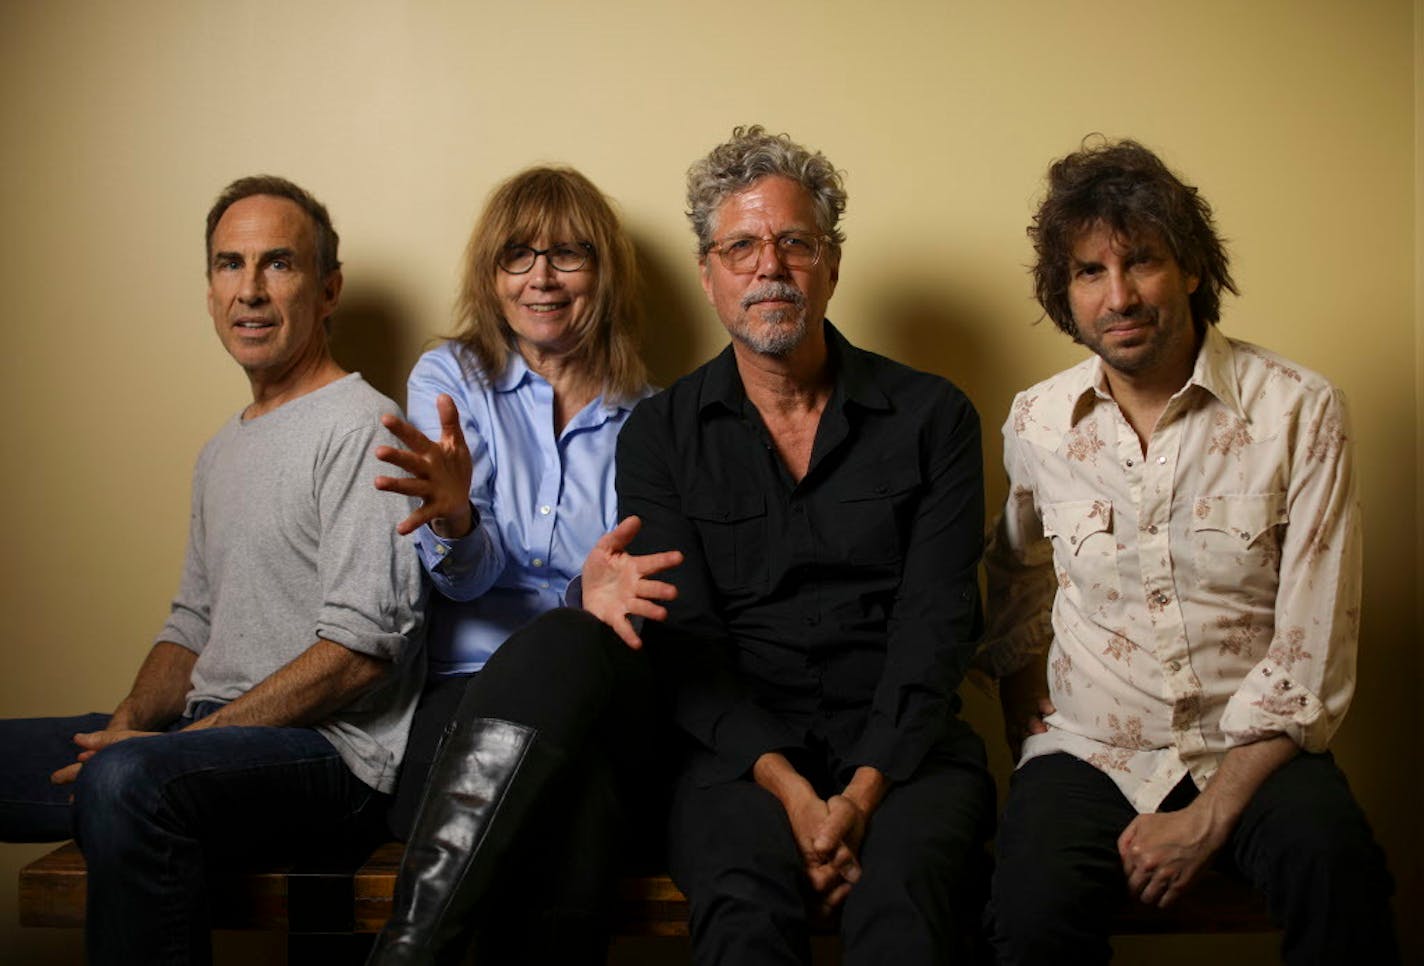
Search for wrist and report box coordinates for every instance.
[431,502,477,540]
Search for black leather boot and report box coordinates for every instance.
[366,717,564,966]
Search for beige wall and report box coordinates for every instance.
[1,1,1417,962]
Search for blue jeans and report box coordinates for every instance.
[0,705,385,965]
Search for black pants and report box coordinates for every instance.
[668,742,996,966]
[387,608,669,950]
[986,752,1398,965]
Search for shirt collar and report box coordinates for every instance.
[1068,324,1247,426]
[492,348,637,415]
[697,320,891,416]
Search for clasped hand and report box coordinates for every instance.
[787,791,868,913]
[1117,801,1227,908]
[374,393,474,538]
[50,728,159,786]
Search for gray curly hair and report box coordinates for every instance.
[686,125,847,254]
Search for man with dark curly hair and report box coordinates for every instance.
[980,138,1398,963]
[618,125,995,963]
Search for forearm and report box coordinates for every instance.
[839,765,887,817]
[1195,734,1298,834]
[110,642,198,731]
[753,751,818,811]
[184,638,388,730]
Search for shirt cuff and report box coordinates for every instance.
[1219,661,1325,751]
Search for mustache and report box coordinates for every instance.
[1099,305,1158,327]
[740,282,805,311]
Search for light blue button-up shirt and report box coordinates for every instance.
[407,342,649,676]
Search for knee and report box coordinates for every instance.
[72,739,164,844]
[498,608,620,680]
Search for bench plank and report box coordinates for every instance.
[22,841,1275,938]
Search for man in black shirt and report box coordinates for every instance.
[618,125,994,964]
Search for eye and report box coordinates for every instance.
[723,237,756,255]
[779,233,813,253]
[552,245,582,260]
[269,259,290,271]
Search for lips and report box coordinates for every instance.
[522,302,570,313]
[233,317,276,331]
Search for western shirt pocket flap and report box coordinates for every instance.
[1041,499,1113,555]
[685,487,766,523]
[832,467,920,503]
[1191,493,1287,545]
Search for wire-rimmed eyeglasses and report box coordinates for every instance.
[704,232,830,275]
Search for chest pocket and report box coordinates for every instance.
[1191,492,1287,600]
[1041,499,1120,600]
[686,487,767,591]
[825,468,920,566]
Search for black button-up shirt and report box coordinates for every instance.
[618,323,983,786]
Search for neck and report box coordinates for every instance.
[1101,342,1199,453]
[732,322,834,417]
[519,344,599,435]
[245,349,347,420]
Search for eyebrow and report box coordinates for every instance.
[211,247,298,267]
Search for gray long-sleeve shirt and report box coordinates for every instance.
[159,374,427,792]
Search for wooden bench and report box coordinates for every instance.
[19,840,1275,954]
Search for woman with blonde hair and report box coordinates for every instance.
[368,166,679,965]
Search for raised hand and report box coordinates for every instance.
[580,516,684,649]
[373,393,475,538]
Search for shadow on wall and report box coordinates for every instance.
[331,286,428,407]
[872,275,1006,416]
[631,230,706,388]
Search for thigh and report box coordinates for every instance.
[0,713,110,841]
[668,772,811,966]
[843,756,996,962]
[987,753,1137,964]
[74,725,381,865]
[858,753,995,866]
[1226,751,1399,962]
[461,609,660,748]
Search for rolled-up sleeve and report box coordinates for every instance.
[1219,388,1360,751]
[980,407,1057,678]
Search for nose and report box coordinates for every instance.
[1105,268,1139,315]
[237,265,268,305]
[753,238,790,279]
[527,253,560,287]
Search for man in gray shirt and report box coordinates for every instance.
[0,176,426,965]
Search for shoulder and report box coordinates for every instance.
[1226,336,1343,412]
[1001,355,1097,446]
[848,340,976,419]
[624,353,722,430]
[309,373,404,426]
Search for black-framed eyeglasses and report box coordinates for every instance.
[498,242,594,275]
[704,232,830,274]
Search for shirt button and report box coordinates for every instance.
[435,545,448,556]
[1155,592,1169,605]
[1146,524,1158,535]
[539,505,551,515]
[1167,660,1181,672]
[1157,456,1167,465]
[532,558,543,568]
[1125,459,1134,467]
[540,581,550,590]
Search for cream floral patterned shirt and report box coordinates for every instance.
[982,326,1361,812]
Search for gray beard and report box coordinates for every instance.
[735,283,807,356]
